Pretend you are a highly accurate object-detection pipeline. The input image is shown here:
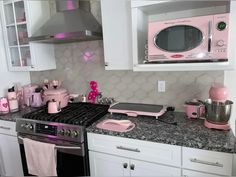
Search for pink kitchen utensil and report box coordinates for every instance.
[96,119,135,133]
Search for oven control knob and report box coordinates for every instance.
[65,130,71,136]
[21,124,27,129]
[216,40,225,47]
[58,129,65,136]
[71,131,78,138]
[26,124,33,130]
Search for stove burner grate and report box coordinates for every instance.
[23,103,109,126]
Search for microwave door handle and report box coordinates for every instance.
[208,21,212,52]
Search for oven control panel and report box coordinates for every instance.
[16,119,84,143]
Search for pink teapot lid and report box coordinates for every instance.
[44,87,68,95]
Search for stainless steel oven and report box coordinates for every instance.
[17,133,90,176]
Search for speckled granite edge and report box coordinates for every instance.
[0,107,38,122]
[86,112,236,154]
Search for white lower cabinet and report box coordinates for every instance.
[89,151,130,177]
[129,159,181,176]
[89,151,181,177]
[0,120,23,177]
[88,133,235,177]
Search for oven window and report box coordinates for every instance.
[154,25,203,52]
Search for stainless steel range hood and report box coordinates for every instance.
[29,0,102,44]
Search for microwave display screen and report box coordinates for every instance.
[154,25,203,52]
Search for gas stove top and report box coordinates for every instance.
[23,102,109,126]
[16,103,109,143]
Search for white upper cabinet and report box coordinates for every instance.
[131,0,234,71]
[100,0,133,70]
[0,0,56,71]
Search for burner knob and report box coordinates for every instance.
[26,124,33,130]
[65,130,71,136]
[58,129,65,136]
[71,131,78,138]
[21,124,27,129]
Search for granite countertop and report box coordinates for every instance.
[0,107,38,122]
[86,111,236,153]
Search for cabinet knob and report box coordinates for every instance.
[31,65,35,69]
[130,164,135,170]
[123,163,128,169]
[105,62,109,67]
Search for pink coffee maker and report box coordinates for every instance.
[204,83,232,130]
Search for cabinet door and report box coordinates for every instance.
[0,134,23,177]
[89,151,130,176]
[101,0,133,70]
[182,169,223,177]
[130,159,181,177]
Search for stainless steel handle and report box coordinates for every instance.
[0,126,11,130]
[116,146,140,153]
[190,158,223,167]
[130,164,135,170]
[18,136,81,150]
[208,21,212,52]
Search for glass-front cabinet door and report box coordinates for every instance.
[2,0,34,70]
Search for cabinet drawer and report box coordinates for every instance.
[182,169,223,177]
[0,120,16,136]
[182,147,233,176]
[88,133,181,167]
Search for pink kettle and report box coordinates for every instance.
[184,100,205,119]
[0,97,9,114]
[48,100,61,114]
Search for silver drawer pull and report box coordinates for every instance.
[116,146,140,153]
[0,126,11,130]
[190,158,223,167]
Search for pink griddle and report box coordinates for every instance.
[108,102,167,119]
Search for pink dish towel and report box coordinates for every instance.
[23,138,57,176]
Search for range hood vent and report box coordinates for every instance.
[29,0,102,44]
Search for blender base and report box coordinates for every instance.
[204,119,230,130]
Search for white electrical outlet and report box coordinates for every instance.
[158,81,166,92]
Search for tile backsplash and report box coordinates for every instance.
[30,0,224,110]
[30,41,224,110]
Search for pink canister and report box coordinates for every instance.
[0,97,9,114]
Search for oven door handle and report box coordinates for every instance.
[18,136,81,150]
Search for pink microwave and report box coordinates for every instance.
[147,13,229,63]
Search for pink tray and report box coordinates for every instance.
[96,119,135,133]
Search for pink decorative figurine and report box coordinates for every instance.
[87,81,99,103]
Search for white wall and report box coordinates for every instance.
[0,11,30,96]
[224,1,236,135]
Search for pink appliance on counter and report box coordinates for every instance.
[23,84,38,107]
[184,100,205,119]
[148,13,229,63]
[108,102,167,119]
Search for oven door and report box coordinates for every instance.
[148,15,212,62]
[18,134,89,176]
